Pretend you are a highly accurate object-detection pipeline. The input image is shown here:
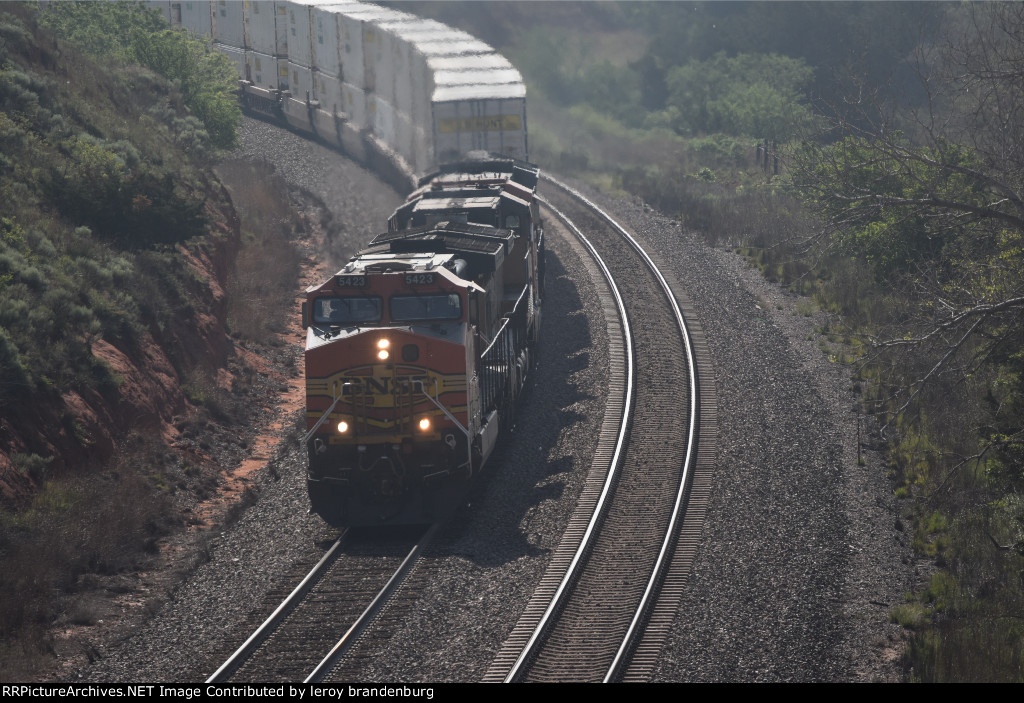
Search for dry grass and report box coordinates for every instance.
[217,160,303,345]
[0,446,173,681]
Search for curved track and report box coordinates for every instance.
[484,176,717,682]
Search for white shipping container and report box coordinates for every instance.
[214,42,248,82]
[333,5,412,92]
[383,23,458,117]
[284,0,318,67]
[274,1,289,55]
[311,108,343,148]
[282,95,313,131]
[394,111,431,174]
[325,8,364,88]
[372,95,398,148]
[315,71,344,116]
[341,81,369,129]
[434,68,523,89]
[410,37,497,120]
[432,82,527,104]
[366,16,423,108]
[312,5,341,77]
[432,85,528,163]
[411,124,430,175]
[408,51,511,139]
[426,54,514,73]
[247,1,280,55]
[414,38,493,59]
[248,51,284,90]
[287,60,317,102]
[394,108,416,171]
[361,15,382,94]
[277,57,291,91]
[213,0,247,48]
[311,4,363,78]
[175,1,214,37]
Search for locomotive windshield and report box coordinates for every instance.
[390,293,462,321]
[314,296,382,324]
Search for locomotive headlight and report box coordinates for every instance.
[377,349,390,360]
[418,417,431,432]
[376,338,390,360]
[337,420,349,433]
[377,338,390,349]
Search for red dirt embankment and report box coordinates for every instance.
[0,192,240,507]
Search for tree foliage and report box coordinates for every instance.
[128,29,241,149]
[664,52,815,139]
[792,4,1024,432]
[634,1,944,117]
[36,0,166,59]
[792,4,1024,679]
[40,1,239,149]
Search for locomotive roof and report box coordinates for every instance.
[410,194,502,212]
[371,222,514,252]
[359,221,514,278]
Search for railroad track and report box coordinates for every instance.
[207,524,437,683]
[483,176,717,682]
[204,173,713,684]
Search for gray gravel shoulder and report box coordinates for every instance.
[585,189,922,682]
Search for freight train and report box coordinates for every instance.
[302,158,543,525]
[146,0,528,188]
[143,1,537,524]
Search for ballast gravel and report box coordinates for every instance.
[70,118,920,683]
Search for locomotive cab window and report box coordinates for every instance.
[390,293,462,321]
[313,296,382,324]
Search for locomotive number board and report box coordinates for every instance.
[405,273,435,285]
[335,275,367,287]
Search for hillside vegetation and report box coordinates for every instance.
[0,1,281,679]
[412,0,1024,681]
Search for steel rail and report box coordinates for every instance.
[540,176,699,683]
[501,174,699,682]
[206,531,348,683]
[304,521,440,683]
[500,194,636,682]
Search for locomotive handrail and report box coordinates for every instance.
[413,379,468,438]
[301,382,352,446]
[414,379,472,471]
[479,317,512,359]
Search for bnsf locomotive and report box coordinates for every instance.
[303,159,543,526]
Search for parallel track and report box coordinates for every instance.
[207,525,436,682]
[484,176,716,682]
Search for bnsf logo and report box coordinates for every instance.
[333,375,431,397]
